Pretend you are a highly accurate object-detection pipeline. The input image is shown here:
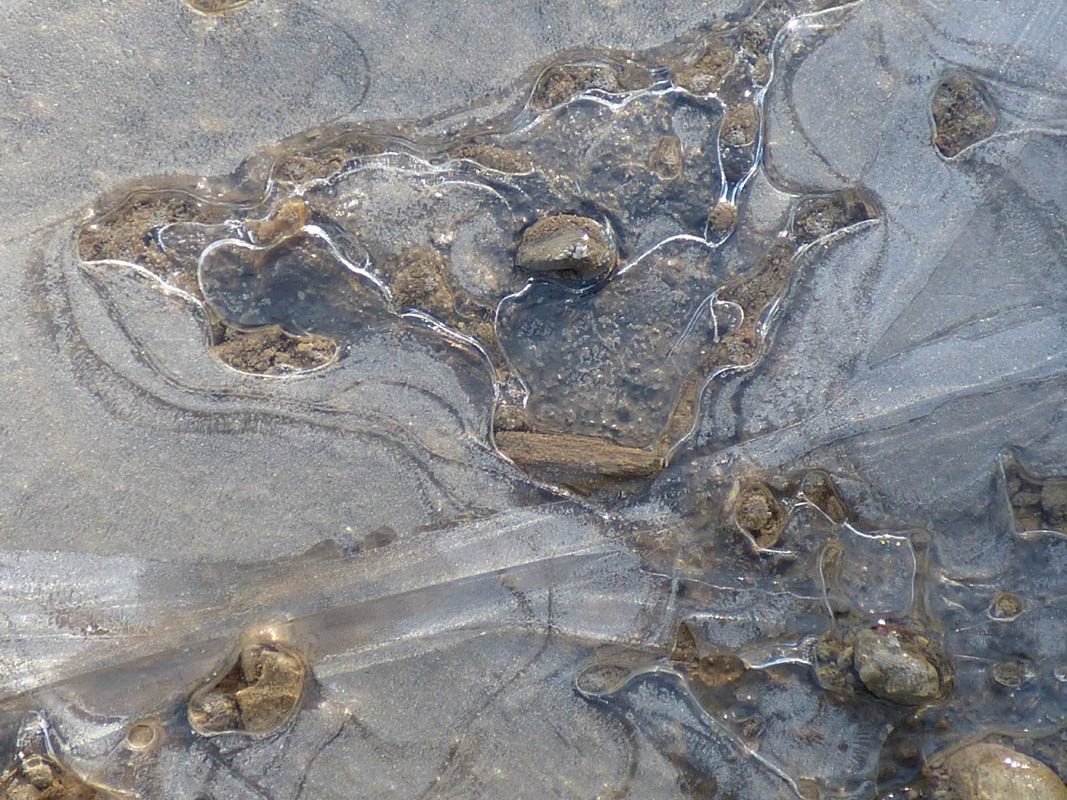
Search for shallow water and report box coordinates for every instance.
[2,0,1067,797]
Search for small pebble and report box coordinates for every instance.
[930,743,1067,800]
[515,215,616,278]
[852,626,942,705]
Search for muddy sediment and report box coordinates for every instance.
[931,72,998,158]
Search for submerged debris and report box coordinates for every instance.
[670,622,746,689]
[529,63,646,110]
[245,197,308,245]
[76,192,222,298]
[270,133,385,184]
[494,430,663,487]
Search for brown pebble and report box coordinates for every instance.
[515,214,616,278]
[929,743,1067,800]
[852,626,943,705]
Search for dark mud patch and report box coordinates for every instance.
[670,42,736,95]
[77,192,227,298]
[530,61,650,111]
[791,189,879,244]
[1004,456,1067,532]
[732,481,787,549]
[932,72,998,158]
[450,143,534,174]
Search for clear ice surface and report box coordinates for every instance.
[1,0,1067,798]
